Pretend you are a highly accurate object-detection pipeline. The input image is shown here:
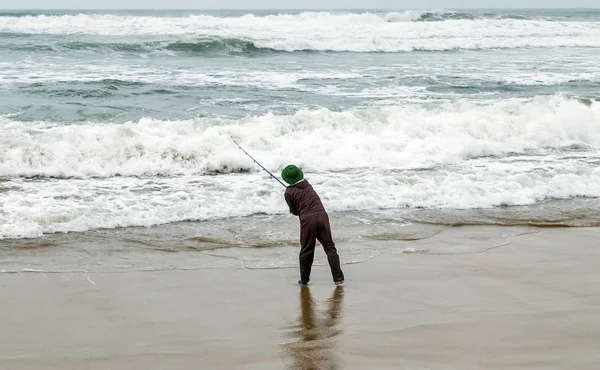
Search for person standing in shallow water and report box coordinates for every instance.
[282,165,345,285]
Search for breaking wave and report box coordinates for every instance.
[2,11,600,52]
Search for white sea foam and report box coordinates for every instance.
[2,57,599,92]
[1,12,600,51]
[0,62,364,89]
[2,96,600,239]
[1,157,600,240]
[1,95,599,178]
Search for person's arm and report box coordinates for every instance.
[285,191,299,216]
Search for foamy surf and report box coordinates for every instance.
[1,9,600,242]
[1,96,599,178]
[2,12,600,51]
[1,96,599,239]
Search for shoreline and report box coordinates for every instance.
[1,225,600,369]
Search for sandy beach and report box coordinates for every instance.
[1,225,599,370]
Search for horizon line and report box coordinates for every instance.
[1,7,599,10]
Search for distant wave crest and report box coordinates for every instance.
[2,11,600,53]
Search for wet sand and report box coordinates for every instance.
[1,226,600,369]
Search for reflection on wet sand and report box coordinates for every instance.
[285,286,344,370]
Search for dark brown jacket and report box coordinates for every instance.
[284,180,326,220]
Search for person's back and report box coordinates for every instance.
[281,165,344,286]
[284,180,326,219]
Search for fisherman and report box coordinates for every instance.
[281,165,345,286]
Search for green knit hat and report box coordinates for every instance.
[281,164,304,185]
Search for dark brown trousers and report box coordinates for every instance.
[299,212,344,283]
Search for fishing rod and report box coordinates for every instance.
[230,135,287,188]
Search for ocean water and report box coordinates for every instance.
[1,9,600,271]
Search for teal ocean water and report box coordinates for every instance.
[1,9,600,252]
